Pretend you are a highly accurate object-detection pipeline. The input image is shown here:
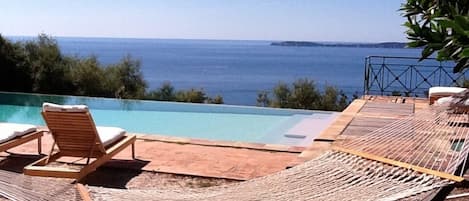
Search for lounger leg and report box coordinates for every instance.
[131,142,135,159]
[37,137,42,154]
[45,142,56,164]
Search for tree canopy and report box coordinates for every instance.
[1,34,352,108]
[257,78,351,111]
[0,34,222,103]
[401,0,469,72]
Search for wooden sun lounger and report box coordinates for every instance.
[0,130,43,154]
[24,104,136,180]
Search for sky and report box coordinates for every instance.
[1,0,408,42]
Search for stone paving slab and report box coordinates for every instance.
[298,98,367,160]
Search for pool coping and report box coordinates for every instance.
[132,133,306,153]
[0,90,336,115]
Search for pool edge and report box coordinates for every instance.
[133,133,305,153]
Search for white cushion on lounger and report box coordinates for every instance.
[0,123,37,144]
[96,126,126,146]
[435,96,469,106]
[429,87,466,97]
[42,102,88,112]
[435,96,457,106]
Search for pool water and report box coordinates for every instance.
[0,92,338,146]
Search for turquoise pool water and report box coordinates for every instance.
[0,92,337,145]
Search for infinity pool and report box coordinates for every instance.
[0,92,338,146]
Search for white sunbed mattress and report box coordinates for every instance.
[0,123,37,144]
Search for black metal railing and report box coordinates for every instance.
[364,56,469,97]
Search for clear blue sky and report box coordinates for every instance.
[1,0,408,42]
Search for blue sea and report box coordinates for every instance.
[11,37,422,105]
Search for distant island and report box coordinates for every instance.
[271,41,407,48]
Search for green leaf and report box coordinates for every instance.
[454,58,469,73]
[407,41,427,47]
[454,15,469,30]
[439,19,465,34]
[451,47,463,58]
[454,61,464,73]
[428,43,443,50]
[437,50,450,60]
[459,48,469,57]
[421,46,434,59]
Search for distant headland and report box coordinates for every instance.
[271,41,407,48]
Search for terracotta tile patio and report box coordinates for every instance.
[6,133,302,180]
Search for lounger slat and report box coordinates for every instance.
[47,118,93,122]
[46,121,95,127]
[54,137,98,141]
[45,115,90,119]
[23,166,81,179]
[59,151,103,158]
[47,129,96,134]
[53,138,97,143]
[43,112,89,116]
[45,121,92,126]
[52,131,96,136]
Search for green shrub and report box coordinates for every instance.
[68,56,107,97]
[105,55,147,99]
[0,35,33,92]
[271,82,291,108]
[24,34,74,94]
[145,82,223,104]
[256,90,270,107]
[0,34,148,99]
[258,78,352,111]
[0,34,226,104]
[176,88,206,103]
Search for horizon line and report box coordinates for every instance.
[4,34,408,44]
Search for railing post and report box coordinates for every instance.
[363,57,369,97]
[381,57,385,96]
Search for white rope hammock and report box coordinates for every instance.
[0,170,80,201]
[338,105,469,180]
[90,103,469,201]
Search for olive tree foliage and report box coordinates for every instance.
[106,55,147,99]
[256,90,270,107]
[271,82,291,108]
[0,34,223,104]
[207,95,224,104]
[146,81,176,101]
[145,82,224,104]
[401,0,469,72]
[256,78,351,111]
[289,79,321,109]
[0,34,148,99]
[0,34,32,92]
[68,56,107,96]
[24,34,74,94]
[321,85,349,111]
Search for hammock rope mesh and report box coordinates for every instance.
[90,151,450,201]
[89,104,469,200]
[0,170,81,201]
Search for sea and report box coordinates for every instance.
[11,37,422,105]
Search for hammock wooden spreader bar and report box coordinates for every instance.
[333,146,465,182]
